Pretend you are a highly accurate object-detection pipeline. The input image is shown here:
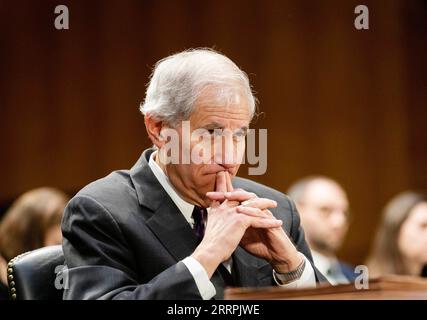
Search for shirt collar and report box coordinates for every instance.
[148,150,196,227]
[311,251,339,276]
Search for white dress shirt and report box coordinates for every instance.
[311,251,350,285]
[148,151,316,299]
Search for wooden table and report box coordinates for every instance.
[224,276,427,300]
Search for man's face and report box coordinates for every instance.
[158,89,251,207]
[297,180,350,255]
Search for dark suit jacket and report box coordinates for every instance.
[62,148,326,300]
[0,281,9,300]
[339,262,358,282]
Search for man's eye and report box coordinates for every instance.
[319,206,333,215]
[234,130,247,138]
[207,129,223,136]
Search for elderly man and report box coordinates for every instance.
[62,49,326,300]
[287,176,357,285]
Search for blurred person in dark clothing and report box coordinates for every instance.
[288,176,357,285]
[0,187,69,299]
[366,191,427,278]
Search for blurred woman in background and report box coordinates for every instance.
[0,187,69,298]
[366,191,427,278]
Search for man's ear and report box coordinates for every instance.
[144,115,165,148]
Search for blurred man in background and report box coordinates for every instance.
[287,176,356,285]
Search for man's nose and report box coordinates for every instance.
[214,134,240,168]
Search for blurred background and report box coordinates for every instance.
[0,0,426,266]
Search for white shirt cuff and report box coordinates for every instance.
[273,254,317,289]
[182,256,216,300]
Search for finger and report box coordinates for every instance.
[248,217,282,229]
[263,209,275,218]
[225,171,234,192]
[221,199,239,208]
[224,190,257,202]
[206,192,239,207]
[215,171,227,193]
[236,206,269,218]
[219,198,230,209]
[241,198,278,210]
[206,191,226,201]
[227,200,240,207]
[210,200,220,209]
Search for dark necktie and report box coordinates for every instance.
[192,206,234,286]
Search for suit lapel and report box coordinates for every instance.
[146,199,200,261]
[130,149,200,262]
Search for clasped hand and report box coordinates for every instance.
[191,171,302,278]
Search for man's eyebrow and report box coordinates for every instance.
[202,122,224,129]
[202,124,249,133]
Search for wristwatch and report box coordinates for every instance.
[273,255,306,284]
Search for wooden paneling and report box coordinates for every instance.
[0,0,426,265]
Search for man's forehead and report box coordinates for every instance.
[197,83,245,104]
[190,100,251,125]
[305,180,349,207]
[194,84,251,112]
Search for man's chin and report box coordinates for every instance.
[199,176,216,192]
[194,187,215,208]
[203,198,214,208]
[328,244,344,254]
[312,241,341,255]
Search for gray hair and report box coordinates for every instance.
[140,48,256,126]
